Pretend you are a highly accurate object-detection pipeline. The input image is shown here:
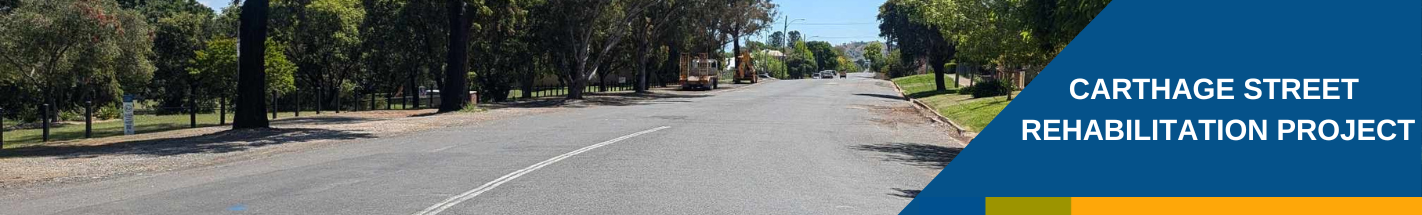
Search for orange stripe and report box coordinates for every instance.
[1071,197,1422,215]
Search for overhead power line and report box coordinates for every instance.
[792,22,878,26]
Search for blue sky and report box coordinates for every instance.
[196,0,230,11]
[195,0,886,46]
[757,0,886,45]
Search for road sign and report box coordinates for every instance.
[122,95,134,135]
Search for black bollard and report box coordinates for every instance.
[41,103,49,142]
[295,88,301,117]
[316,84,323,114]
[189,89,197,128]
[189,106,196,128]
[85,100,92,138]
[271,92,278,119]
[220,96,227,125]
[187,103,196,129]
[2,107,6,149]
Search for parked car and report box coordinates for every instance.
[820,70,836,79]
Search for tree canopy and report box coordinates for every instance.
[877,0,1110,91]
[1,0,790,127]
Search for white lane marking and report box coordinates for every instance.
[429,145,458,152]
[412,126,672,215]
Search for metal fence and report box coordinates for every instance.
[507,80,636,101]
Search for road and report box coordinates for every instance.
[0,72,962,214]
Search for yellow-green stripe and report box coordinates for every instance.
[985,197,1070,215]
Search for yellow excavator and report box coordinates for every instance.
[733,51,757,84]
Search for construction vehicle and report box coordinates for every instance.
[733,51,758,84]
[679,53,719,90]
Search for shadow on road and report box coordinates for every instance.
[851,142,962,169]
[0,128,375,159]
[854,93,907,101]
[890,188,921,198]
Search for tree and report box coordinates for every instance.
[864,41,884,72]
[627,0,694,93]
[190,38,239,107]
[805,41,837,71]
[717,0,776,81]
[879,0,954,90]
[266,0,366,113]
[534,0,657,99]
[191,37,294,106]
[137,0,214,112]
[892,0,1109,89]
[233,0,272,129]
[0,0,154,120]
[785,40,816,78]
[439,0,473,112]
[787,30,801,45]
[468,0,543,102]
[745,41,765,52]
[766,31,784,49]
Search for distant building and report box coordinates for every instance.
[759,50,785,58]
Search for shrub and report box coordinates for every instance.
[97,105,121,120]
[59,110,84,121]
[967,79,1014,98]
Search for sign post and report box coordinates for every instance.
[123,94,135,135]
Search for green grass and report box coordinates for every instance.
[892,74,1015,132]
[0,110,338,149]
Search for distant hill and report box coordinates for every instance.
[835,41,873,62]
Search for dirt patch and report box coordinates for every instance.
[854,104,935,129]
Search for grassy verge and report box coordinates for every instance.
[891,74,1015,132]
[0,110,357,149]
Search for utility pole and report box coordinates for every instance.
[782,16,804,50]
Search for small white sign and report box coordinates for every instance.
[122,102,134,135]
[619,77,627,84]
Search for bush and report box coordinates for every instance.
[59,110,85,122]
[965,79,1014,98]
[97,105,121,120]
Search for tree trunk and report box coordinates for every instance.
[409,71,418,109]
[954,66,960,88]
[440,1,473,112]
[233,0,271,129]
[930,56,946,91]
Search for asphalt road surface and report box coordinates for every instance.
[1,72,962,214]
